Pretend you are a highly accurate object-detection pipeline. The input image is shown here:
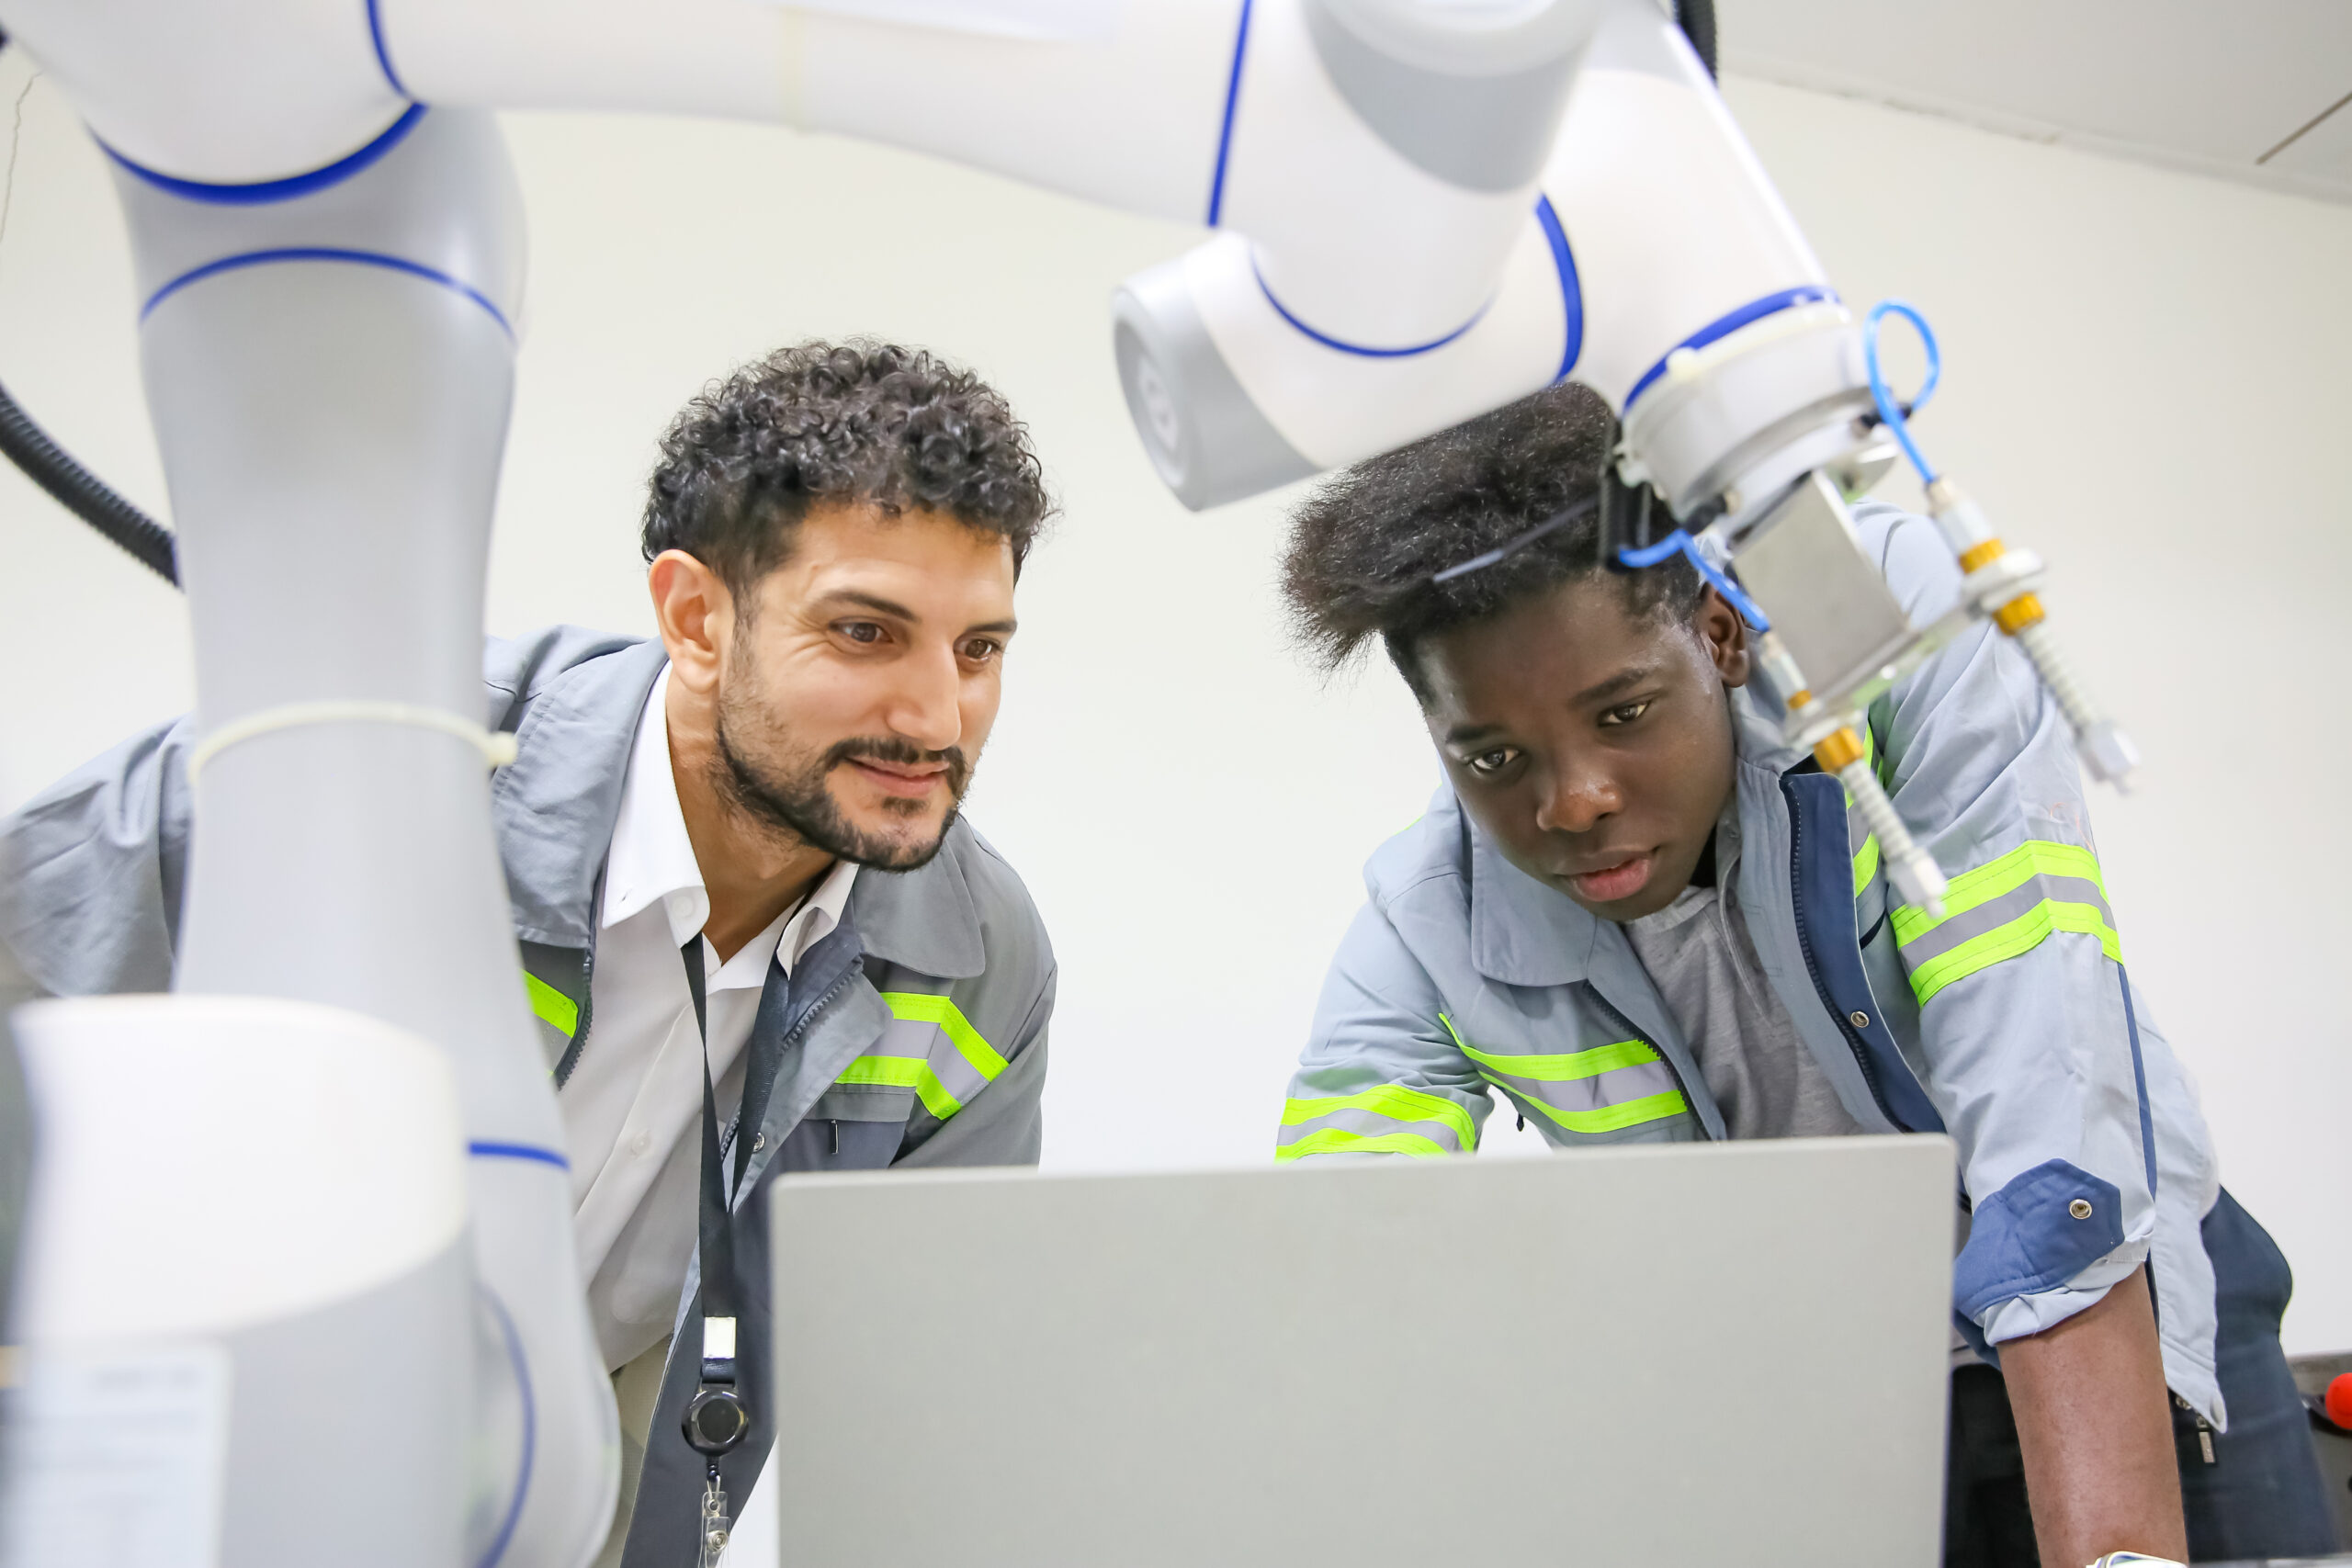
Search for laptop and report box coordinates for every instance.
[761,1135,1954,1567]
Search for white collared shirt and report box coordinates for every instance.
[562,668,858,1372]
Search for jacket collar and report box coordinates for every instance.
[491,636,987,979]
[493,638,667,948]
[1462,684,1801,988]
[843,822,988,980]
[1728,682,1806,775]
[1465,799,1600,987]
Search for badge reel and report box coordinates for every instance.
[684,1313,748,1568]
[679,935,752,1568]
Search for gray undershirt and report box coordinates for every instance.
[1621,814,1976,1361]
[1622,808,1869,1143]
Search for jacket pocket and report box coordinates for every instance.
[774,1084,917,1174]
[808,1084,917,1124]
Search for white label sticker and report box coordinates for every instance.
[761,0,1123,42]
[1,1343,232,1568]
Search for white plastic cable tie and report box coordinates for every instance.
[186,700,519,784]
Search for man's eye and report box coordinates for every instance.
[1465,748,1520,777]
[1599,700,1652,728]
[840,622,885,645]
[960,638,1002,662]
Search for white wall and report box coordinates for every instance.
[0,57,2344,1352]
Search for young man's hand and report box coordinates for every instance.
[1997,1264,2187,1566]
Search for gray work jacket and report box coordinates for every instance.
[1280,505,2229,1426]
[0,625,1057,1559]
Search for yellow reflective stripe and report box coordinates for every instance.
[1439,1014,1658,1082]
[1438,1016,1687,1134]
[1893,840,2118,1005]
[1892,840,2105,943]
[1276,1127,1453,1161]
[836,1054,963,1120]
[524,971,577,1038]
[877,991,1009,1080]
[1280,1084,1476,1150]
[1852,832,1880,896]
[1515,1088,1691,1136]
[1844,726,1882,895]
[1905,901,2121,1006]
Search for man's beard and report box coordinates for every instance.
[708,672,972,873]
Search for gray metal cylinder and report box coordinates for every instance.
[214,1240,476,1565]
[1112,256,1314,513]
[2,994,476,1568]
[1304,0,1593,190]
[107,107,615,1568]
[137,258,524,1081]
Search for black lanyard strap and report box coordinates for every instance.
[680,937,750,1464]
[681,936,736,1325]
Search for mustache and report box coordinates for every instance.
[827,736,970,793]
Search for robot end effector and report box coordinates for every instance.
[1706,301,2139,916]
[1104,0,2135,919]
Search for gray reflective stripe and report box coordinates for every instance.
[1473,1055,1679,1113]
[1274,1105,1466,1153]
[862,1016,994,1109]
[808,1084,919,1124]
[1847,795,1871,857]
[1896,873,2115,966]
[530,1013,571,1074]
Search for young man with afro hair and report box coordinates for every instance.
[1274,381,2332,1566]
[3,340,1060,1565]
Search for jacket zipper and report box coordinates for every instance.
[728,963,862,1189]
[552,875,607,1090]
[2174,1393,2217,1464]
[1785,782,1901,1128]
[1587,988,1711,1142]
[552,938,597,1090]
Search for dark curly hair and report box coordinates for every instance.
[643,340,1052,598]
[1281,381,1702,703]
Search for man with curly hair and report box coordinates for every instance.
[1274,381,2334,1566]
[1,340,1061,1565]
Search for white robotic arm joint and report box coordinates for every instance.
[0,1,2135,1561]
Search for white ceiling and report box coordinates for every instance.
[1717,0,2352,205]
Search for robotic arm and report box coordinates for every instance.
[1116,0,2134,909]
[0,3,2127,1566]
[0,6,1597,1566]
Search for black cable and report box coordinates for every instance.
[1430,494,1600,587]
[1675,0,1718,78]
[0,374,178,584]
[0,29,180,587]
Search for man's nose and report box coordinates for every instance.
[884,645,965,754]
[1533,758,1620,836]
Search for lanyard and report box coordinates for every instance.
[671,906,859,1565]
[679,937,750,1468]
[680,937,736,1330]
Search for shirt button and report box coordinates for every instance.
[752,1134,766,1152]
[2068,1198,2094,1220]
[629,1131,651,1156]
[1848,1010,1871,1029]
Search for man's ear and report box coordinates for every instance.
[1695,586,1752,689]
[648,550,734,696]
